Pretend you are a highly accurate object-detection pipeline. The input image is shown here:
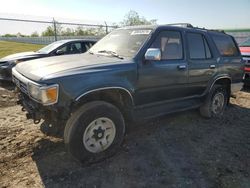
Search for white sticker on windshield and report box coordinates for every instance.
[131,30,151,35]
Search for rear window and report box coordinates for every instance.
[212,34,239,57]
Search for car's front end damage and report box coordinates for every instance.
[11,52,133,132]
[12,68,69,127]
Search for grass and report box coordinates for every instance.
[0,41,45,59]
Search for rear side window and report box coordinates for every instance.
[187,33,212,59]
[212,34,239,56]
[150,30,183,60]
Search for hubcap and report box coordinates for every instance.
[83,117,116,153]
[211,92,225,114]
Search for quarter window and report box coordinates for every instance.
[212,34,239,56]
[150,31,183,60]
[187,33,212,59]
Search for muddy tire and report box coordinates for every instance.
[64,101,125,164]
[200,85,228,118]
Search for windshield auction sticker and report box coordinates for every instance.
[131,30,152,35]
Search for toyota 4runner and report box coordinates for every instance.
[12,24,244,164]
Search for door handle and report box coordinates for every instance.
[178,65,187,70]
[210,65,216,69]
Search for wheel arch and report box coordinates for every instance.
[209,76,232,104]
[72,87,134,121]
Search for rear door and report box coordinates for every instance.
[186,32,217,96]
[211,33,243,83]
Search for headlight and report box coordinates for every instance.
[28,83,59,105]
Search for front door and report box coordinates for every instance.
[135,30,189,106]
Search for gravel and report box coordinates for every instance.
[0,86,250,188]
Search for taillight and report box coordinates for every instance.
[244,67,250,72]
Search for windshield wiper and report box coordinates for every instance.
[97,50,124,59]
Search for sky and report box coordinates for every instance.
[0,0,250,35]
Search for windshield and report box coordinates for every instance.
[240,38,250,47]
[37,40,66,53]
[89,28,152,58]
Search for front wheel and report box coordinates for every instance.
[200,85,229,118]
[64,101,125,164]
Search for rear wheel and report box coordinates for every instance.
[200,85,228,118]
[64,101,125,164]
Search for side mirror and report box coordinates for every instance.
[145,48,161,61]
[56,49,64,55]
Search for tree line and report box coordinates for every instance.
[1,10,157,37]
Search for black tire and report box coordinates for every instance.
[200,85,228,118]
[64,101,125,164]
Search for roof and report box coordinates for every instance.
[118,23,226,35]
[56,38,98,43]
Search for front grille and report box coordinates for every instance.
[13,75,29,95]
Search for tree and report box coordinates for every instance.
[41,21,63,36]
[41,26,54,36]
[3,34,17,37]
[75,26,96,36]
[61,28,75,36]
[120,10,157,26]
[31,31,39,37]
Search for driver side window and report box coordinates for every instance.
[150,31,183,60]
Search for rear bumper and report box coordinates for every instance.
[231,82,243,93]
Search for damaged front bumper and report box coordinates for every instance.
[16,90,70,126]
[17,92,44,124]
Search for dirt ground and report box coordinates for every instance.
[0,86,250,188]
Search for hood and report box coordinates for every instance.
[0,51,46,63]
[15,53,125,81]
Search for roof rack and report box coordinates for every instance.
[208,29,225,33]
[193,27,225,34]
[166,23,194,28]
[166,23,225,34]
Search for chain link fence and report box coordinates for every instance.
[0,17,117,44]
[0,17,249,45]
[0,36,101,45]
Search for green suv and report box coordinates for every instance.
[12,24,244,164]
